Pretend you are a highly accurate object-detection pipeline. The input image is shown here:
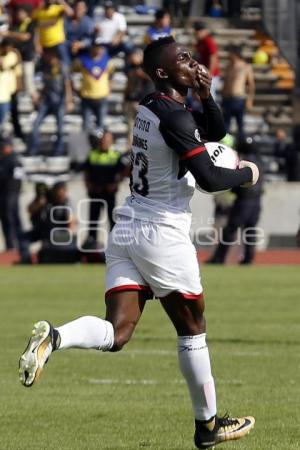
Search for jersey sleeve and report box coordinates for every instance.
[159,109,206,160]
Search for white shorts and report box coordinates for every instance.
[105,216,203,299]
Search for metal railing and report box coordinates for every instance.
[262,0,298,71]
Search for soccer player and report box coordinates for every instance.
[19,37,258,449]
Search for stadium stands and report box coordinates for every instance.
[0,4,295,182]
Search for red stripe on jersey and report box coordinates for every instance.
[105,284,152,297]
[181,146,206,160]
[180,292,204,300]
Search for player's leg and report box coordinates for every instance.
[160,293,255,449]
[19,218,150,387]
[55,289,146,353]
[19,290,146,387]
[105,290,146,351]
[160,293,216,423]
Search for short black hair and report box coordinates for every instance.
[228,44,243,58]
[194,21,206,31]
[155,9,169,21]
[143,36,175,79]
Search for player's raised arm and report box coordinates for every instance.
[160,109,258,193]
[191,66,226,142]
[185,149,258,193]
[192,94,226,142]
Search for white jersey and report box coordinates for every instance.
[96,11,127,44]
[118,92,207,230]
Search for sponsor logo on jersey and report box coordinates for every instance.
[134,116,150,132]
[194,129,201,142]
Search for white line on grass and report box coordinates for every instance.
[88,378,243,386]
[74,349,271,357]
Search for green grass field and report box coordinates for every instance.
[1,265,299,450]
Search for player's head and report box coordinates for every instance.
[143,36,199,91]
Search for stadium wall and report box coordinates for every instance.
[0,181,299,252]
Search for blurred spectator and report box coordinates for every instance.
[7,0,40,21]
[275,126,300,181]
[19,181,77,263]
[144,9,173,45]
[73,40,113,130]
[162,0,191,25]
[65,0,95,57]
[206,0,224,17]
[194,22,220,100]
[0,39,19,130]
[32,0,73,67]
[0,6,36,103]
[26,48,73,156]
[0,136,24,251]
[124,48,153,147]
[95,1,132,57]
[222,44,255,141]
[207,138,263,265]
[0,39,24,138]
[10,46,24,141]
[83,128,129,245]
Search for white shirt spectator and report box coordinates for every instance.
[96,11,127,44]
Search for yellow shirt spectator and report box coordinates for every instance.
[74,49,113,99]
[32,5,65,48]
[0,50,22,103]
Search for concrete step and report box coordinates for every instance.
[254,93,291,104]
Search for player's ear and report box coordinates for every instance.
[156,68,168,79]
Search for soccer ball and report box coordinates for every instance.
[196,141,240,194]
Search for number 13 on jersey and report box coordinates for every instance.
[130,151,149,197]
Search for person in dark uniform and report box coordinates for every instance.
[0,136,23,250]
[83,128,129,244]
[19,181,76,263]
[207,137,264,264]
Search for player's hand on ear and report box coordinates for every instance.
[196,65,211,99]
[239,160,259,187]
